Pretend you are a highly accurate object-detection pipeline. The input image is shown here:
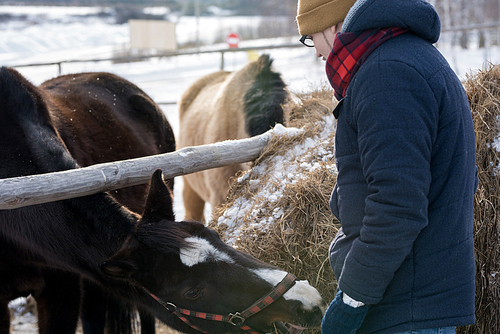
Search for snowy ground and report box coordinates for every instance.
[2,4,500,332]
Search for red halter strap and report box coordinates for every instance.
[143,273,298,334]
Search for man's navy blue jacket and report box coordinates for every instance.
[328,0,477,332]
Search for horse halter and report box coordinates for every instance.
[142,273,298,334]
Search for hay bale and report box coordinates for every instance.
[209,88,338,333]
[458,64,500,334]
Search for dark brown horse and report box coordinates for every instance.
[3,70,176,334]
[40,71,176,213]
[0,67,325,334]
[41,71,176,334]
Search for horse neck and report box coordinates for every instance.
[1,193,138,280]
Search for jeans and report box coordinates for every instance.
[393,328,455,334]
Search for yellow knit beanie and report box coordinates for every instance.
[296,0,357,36]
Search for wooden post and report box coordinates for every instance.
[0,131,272,210]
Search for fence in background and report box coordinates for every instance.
[11,42,303,76]
[11,22,500,74]
[10,22,500,104]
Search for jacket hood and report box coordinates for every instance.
[342,0,441,44]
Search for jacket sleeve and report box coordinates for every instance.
[337,60,439,305]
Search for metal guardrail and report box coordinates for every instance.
[10,23,500,104]
[11,42,304,75]
[11,21,500,74]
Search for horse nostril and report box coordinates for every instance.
[315,305,324,316]
[295,306,307,318]
[294,305,324,326]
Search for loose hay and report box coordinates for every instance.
[210,88,338,334]
[458,64,500,334]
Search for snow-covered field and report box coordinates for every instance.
[1,4,500,332]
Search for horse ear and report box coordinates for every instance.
[100,259,137,279]
[142,169,175,223]
[100,236,142,279]
[100,243,138,279]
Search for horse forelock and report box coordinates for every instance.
[242,55,287,137]
[134,220,191,256]
[175,222,275,270]
[179,236,236,267]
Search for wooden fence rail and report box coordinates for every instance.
[0,131,273,210]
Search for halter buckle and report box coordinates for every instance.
[165,302,177,313]
[228,312,246,326]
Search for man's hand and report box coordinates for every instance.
[321,290,369,334]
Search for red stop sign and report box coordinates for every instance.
[225,32,241,48]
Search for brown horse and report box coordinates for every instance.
[0,67,325,334]
[40,71,175,214]
[40,71,176,334]
[4,70,176,334]
[178,54,287,222]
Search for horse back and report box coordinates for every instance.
[178,70,230,120]
[41,72,175,162]
[40,72,175,213]
[179,54,287,149]
[177,56,288,219]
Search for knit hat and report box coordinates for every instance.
[296,0,357,36]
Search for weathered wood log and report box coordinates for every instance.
[0,131,272,210]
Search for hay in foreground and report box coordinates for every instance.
[458,64,500,334]
[209,88,338,334]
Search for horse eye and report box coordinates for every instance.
[184,287,204,300]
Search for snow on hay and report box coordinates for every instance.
[209,87,341,315]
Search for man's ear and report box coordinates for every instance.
[332,21,343,34]
[142,169,175,223]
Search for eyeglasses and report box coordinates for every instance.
[299,35,314,47]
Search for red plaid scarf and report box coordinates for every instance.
[326,27,408,100]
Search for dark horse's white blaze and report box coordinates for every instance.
[180,237,235,266]
[251,269,325,312]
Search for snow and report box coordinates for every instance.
[2,4,500,327]
[217,115,337,245]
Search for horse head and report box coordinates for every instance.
[101,170,326,334]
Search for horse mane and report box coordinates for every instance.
[178,70,230,119]
[242,54,287,136]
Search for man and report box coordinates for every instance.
[296,0,478,333]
